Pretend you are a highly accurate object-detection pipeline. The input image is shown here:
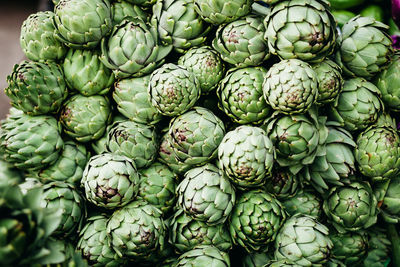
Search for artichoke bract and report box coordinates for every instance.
[168,107,226,166]
[355,125,400,181]
[1,114,64,170]
[20,11,66,61]
[81,153,140,209]
[77,215,124,266]
[124,0,157,8]
[212,16,269,68]
[281,189,322,218]
[193,0,252,25]
[111,0,149,27]
[137,162,178,214]
[106,120,158,168]
[362,226,392,267]
[336,16,394,80]
[381,177,400,223]
[264,0,337,63]
[152,0,211,53]
[265,168,299,200]
[63,49,115,96]
[178,46,225,94]
[230,190,287,253]
[5,60,67,116]
[330,231,368,265]
[218,126,274,189]
[241,252,272,267]
[312,60,344,105]
[174,245,230,267]
[323,181,378,233]
[106,200,167,261]
[148,63,200,117]
[176,164,236,225]
[0,160,23,186]
[329,78,383,132]
[263,59,318,115]
[169,209,232,253]
[60,94,112,143]
[54,0,112,49]
[217,67,270,125]
[274,214,333,266]
[101,17,172,79]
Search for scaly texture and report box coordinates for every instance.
[330,231,368,265]
[265,168,299,200]
[362,226,392,267]
[312,60,344,105]
[174,246,230,267]
[111,1,149,27]
[381,177,400,223]
[281,189,322,218]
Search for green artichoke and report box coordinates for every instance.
[111,0,149,27]
[265,168,299,200]
[152,0,211,53]
[81,153,140,209]
[330,231,368,265]
[174,245,230,267]
[312,60,344,105]
[178,46,225,94]
[124,0,157,8]
[5,60,67,116]
[106,120,158,168]
[77,215,124,266]
[106,200,167,261]
[263,59,318,114]
[193,0,251,25]
[264,0,337,63]
[323,181,378,233]
[275,214,333,266]
[335,16,394,80]
[355,125,400,181]
[230,190,287,253]
[60,94,112,143]
[0,160,23,186]
[176,163,236,225]
[1,113,64,170]
[42,182,86,238]
[63,49,115,96]
[168,107,226,166]
[241,252,272,267]
[36,140,90,185]
[148,63,200,117]
[218,126,274,189]
[281,189,322,218]
[169,209,232,253]
[217,67,270,125]
[100,17,172,79]
[376,112,398,129]
[138,162,178,214]
[329,78,383,132]
[20,11,66,61]
[381,177,400,223]
[54,0,112,49]
[362,226,392,267]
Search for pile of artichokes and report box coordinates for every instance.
[2,0,400,266]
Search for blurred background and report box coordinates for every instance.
[0,0,53,120]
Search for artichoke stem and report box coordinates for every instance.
[387,223,400,266]
[251,2,270,16]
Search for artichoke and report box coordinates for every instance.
[168,209,232,253]
[176,164,236,225]
[381,177,400,223]
[178,46,225,94]
[54,0,112,49]
[138,162,178,214]
[124,0,157,8]
[330,231,368,265]
[148,63,200,117]
[42,182,86,238]
[63,48,115,96]
[275,214,333,266]
[106,200,167,262]
[217,67,270,125]
[106,120,158,168]
[174,245,230,267]
[329,78,383,132]
[312,60,344,105]
[265,168,299,200]
[263,59,318,115]
[152,0,211,53]
[101,17,172,79]
[0,160,23,186]
[5,60,67,116]
[111,0,149,26]
[335,16,394,80]
[193,0,252,25]
[1,113,64,170]
[81,153,140,209]
[323,181,378,233]
[281,189,322,218]
[20,11,66,61]
[264,0,337,63]
[230,190,287,253]
[60,94,112,143]
[241,252,272,267]
[168,107,226,166]
[218,126,274,189]
[355,125,400,181]
[362,226,392,267]
[77,215,124,266]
